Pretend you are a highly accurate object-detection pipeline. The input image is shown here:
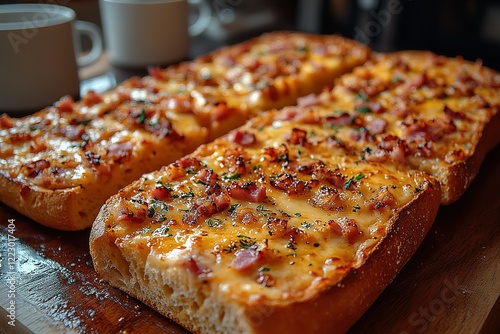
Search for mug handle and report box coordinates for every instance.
[188,0,212,37]
[73,20,103,67]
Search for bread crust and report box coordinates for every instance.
[440,111,500,204]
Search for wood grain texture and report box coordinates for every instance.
[0,145,499,334]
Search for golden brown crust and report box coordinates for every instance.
[440,111,500,204]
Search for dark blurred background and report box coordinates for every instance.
[3,0,500,71]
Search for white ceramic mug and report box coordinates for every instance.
[0,4,103,115]
[99,0,212,68]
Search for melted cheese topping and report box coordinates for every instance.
[107,107,432,303]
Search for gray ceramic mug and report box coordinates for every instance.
[0,4,103,115]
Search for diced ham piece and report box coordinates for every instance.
[365,118,387,135]
[324,113,352,126]
[228,182,266,203]
[230,130,256,146]
[82,90,103,106]
[150,186,171,201]
[287,128,308,145]
[231,247,265,272]
[55,96,74,112]
[196,168,219,187]
[118,201,147,223]
[0,114,13,128]
[329,218,362,244]
[24,160,50,178]
[182,192,231,226]
[297,93,320,108]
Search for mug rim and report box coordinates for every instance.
[99,0,184,4]
[0,4,75,31]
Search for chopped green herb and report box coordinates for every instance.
[355,92,368,102]
[222,173,241,180]
[228,203,240,214]
[238,235,256,249]
[259,267,270,272]
[352,204,361,212]
[294,212,302,217]
[137,109,147,124]
[355,106,371,114]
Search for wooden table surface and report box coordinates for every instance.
[0,144,498,334]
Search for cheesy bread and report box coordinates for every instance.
[0,32,370,230]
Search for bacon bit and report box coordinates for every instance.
[276,107,299,121]
[444,105,467,120]
[165,164,185,180]
[178,157,201,169]
[365,118,387,135]
[324,113,352,126]
[211,103,235,122]
[294,159,325,175]
[182,257,211,277]
[60,125,86,140]
[55,96,75,112]
[230,130,256,146]
[328,220,343,237]
[402,118,456,142]
[196,168,219,187]
[228,182,266,203]
[107,141,133,163]
[234,208,258,225]
[182,192,231,226]
[118,207,147,223]
[82,90,103,106]
[150,186,171,201]
[262,144,289,163]
[404,73,427,91]
[366,135,407,164]
[270,173,317,196]
[286,128,308,145]
[231,246,266,272]
[29,137,48,153]
[329,218,362,244]
[297,93,320,108]
[310,186,342,211]
[24,160,50,178]
[349,127,371,142]
[265,217,288,237]
[326,172,347,189]
[0,114,14,128]
[368,187,396,211]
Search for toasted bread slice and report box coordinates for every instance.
[90,108,441,333]
[291,51,500,204]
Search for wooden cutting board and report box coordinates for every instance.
[1,145,499,334]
